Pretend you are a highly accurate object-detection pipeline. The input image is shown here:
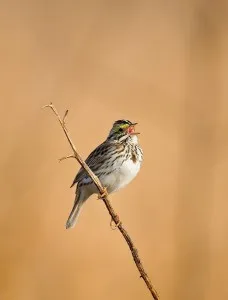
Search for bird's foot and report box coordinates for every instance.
[97,187,108,200]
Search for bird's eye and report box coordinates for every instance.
[119,128,123,132]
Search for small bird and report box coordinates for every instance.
[66,119,143,229]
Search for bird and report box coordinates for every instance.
[66,119,143,229]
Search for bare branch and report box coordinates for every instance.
[43,103,159,299]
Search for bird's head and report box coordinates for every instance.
[107,119,139,142]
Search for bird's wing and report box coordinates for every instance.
[70,140,117,187]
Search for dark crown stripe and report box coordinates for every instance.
[114,119,132,125]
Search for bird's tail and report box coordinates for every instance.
[66,189,84,229]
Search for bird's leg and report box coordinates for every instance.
[97,187,108,200]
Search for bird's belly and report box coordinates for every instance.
[101,159,141,194]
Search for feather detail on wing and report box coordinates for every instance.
[70,140,118,188]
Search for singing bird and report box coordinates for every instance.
[66,120,143,229]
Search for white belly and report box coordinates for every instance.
[100,159,141,194]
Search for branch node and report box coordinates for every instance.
[110,218,121,230]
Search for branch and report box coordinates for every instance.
[43,103,159,299]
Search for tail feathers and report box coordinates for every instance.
[66,197,84,229]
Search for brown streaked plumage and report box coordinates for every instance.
[66,119,143,229]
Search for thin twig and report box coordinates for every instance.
[43,103,159,299]
[63,109,68,124]
[59,154,75,162]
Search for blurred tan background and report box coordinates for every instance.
[1,0,228,299]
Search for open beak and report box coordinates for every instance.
[128,123,140,135]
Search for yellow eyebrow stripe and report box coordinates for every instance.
[120,124,129,129]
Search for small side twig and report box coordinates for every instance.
[43,103,159,300]
[63,109,68,125]
[59,154,75,162]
